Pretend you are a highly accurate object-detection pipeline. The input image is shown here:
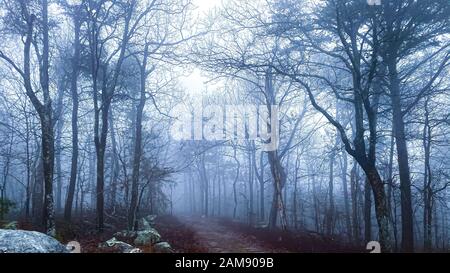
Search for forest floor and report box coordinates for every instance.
[156,215,362,253]
[7,214,361,253]
[155,215,282,253]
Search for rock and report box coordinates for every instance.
[254,222,268,229]
[128,248,143,253]
[143,215,157,226]
[134,228,161,246]
[153,242,173,253]
[139,218,152,230]
[0,229,69,253]
[2,221,18,230]
[114,230,137,239]
[99,237,142,253]
[66,241,81,253]
[134,215,157,230]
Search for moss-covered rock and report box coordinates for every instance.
[134,228,161,246]
[139,218,152,230]
[114,230,137,238]
[99,237,142,253]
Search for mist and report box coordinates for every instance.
[0,0,449,253]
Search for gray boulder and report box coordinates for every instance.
[153,242,173,253]
[0,229,69,253]
[114,230,137,239]
[134,228,161,246]
[254,222,268,229]
[139,218,152,230]
[138,215,157,230]
[144,215,157,226]
[99,237,142,253]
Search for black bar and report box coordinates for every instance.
[0,253,447,273]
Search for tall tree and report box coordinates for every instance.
[377,0,450,252]
[0,0,56,236]
[64,1,83,222]
[86,0,136,232]
[271,0,392,250]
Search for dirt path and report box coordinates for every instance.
[176,216,284,253]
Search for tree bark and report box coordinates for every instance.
[364,178,372,242]
[108,111,119,210]
[340,152,352,240]
[388,60,414,252]
[248,149,255,225]
[364,165,391,252]
[64,8,81,222]
[128,44,149,230]
[32,149,44,227]
[326,147,335,236]
[350,161,361,244]
[253,150,265,222]
[268,150,287,230]
[54,83,64,213]
[232,147,240,219]
[422,99,433,251]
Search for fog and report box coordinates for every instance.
[0,0,449,253]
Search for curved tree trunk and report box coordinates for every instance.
[267,150,287,230]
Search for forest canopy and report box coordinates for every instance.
[0,0,449,253]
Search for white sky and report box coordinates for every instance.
[180,0,223,95]
[180,68,206,94]
[193,0,222,12]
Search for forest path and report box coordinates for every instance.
[175,216,284,253]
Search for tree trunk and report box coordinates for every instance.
[248,150,254,225]
[386,126,397,250]
[0,0,56,235]
[232,147,240,219]
[95,98,109,232]
[89,0,134,233]
[340,152,352,240]
[364,178,372,243]
[64,10,81,222]
[108,110,119,210]
[364,165,392,252]
[267,150,287,230]
[293,152,300,229]
[388,60,414,252]
[32,152,44,227]
[54,85,64,213]
[326,147,335,236]
[41,112,56,236]
[217,161,223,214]
[128,46,148,230]
[202,157,209,217]
[422,99,433,251]
[24,112,32,219]
[40,0,56,236]
[350,161,361,244]
[253,150,265,222]
[0,128,13,221]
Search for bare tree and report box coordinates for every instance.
[0,0,56,236]
[63,1,83,222]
